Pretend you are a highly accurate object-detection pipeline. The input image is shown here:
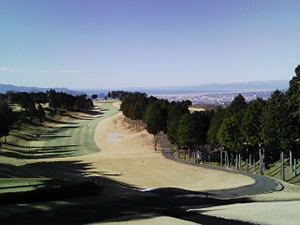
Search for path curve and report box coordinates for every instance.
[162,150,279,198]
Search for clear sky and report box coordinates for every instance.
[0,0,299,90]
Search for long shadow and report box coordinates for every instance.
[10,134,36,141]
[0,160,94,179]
[0,149,77,159]
[0,158,258,224]
[55,125,81,129]
[0,175,256,225]
[4,142,79,149]
[1,143,80,159]
[286,175,299,183]
[44,117,78,125]
[38,135,72,140]
[84,110,103,116]
[65,114,95,120]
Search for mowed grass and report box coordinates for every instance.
[0,102,119,196]
[0,178,49,193]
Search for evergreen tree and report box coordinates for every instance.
[217,116,242,153]
[241,98,265,147]
[261,90,292,163]
[216,94,247,154]
[0,112,9,142]
[37,104,45,123]
[177,112,210,149]
[144,102,165,150]
[0,102,14,142]
[167,101,190,144]
[207,106,225,147]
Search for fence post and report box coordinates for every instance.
[259,143,264,175]
[290,151,293,172]
[281,152,285,181]
[294,158,297,177]
[238,153,241,170]
[226,151,229,169]
[220,148,223,166]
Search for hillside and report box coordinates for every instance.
[0,84,83,96]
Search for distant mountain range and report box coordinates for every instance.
[0,84,83,96]
[127,80,289,95]
[0,79,289,96]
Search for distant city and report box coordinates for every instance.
[0,79,288,106]
[152,90,275,106]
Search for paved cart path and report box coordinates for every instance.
[162,150,279,198]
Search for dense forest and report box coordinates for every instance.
[0,90,94,141]
[120,65,300,168]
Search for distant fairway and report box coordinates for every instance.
[40,102,119,157]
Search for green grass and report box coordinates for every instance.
[0,102,118,198]
[0,178,50,193]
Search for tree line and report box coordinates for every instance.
[120,91,210,150]
[0,90,94,141]
[120,65,300,168]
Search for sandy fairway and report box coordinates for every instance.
[75,111,255,191]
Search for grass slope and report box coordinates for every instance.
[0,102,119,195]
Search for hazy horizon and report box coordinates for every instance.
[1,0,299,89]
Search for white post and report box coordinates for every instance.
[220,148,223,166]
[294,158,297,177]
[281,152,285,181]
[290,151,293,172]
[259,143,264,175]
[249,154,252,166]
[262,147,265,175]
[226,151,229,169]
[254,158,256,174]
[238,153,241,170]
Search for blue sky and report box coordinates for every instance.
[0,0,299,89]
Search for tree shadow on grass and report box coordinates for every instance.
[85,110,103,116]
[0,175,255,225]
[1,142,80,159]
[0,159,256,225]
[66,115,95,120]
[44,117,79,125]
[10,134,37,142]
